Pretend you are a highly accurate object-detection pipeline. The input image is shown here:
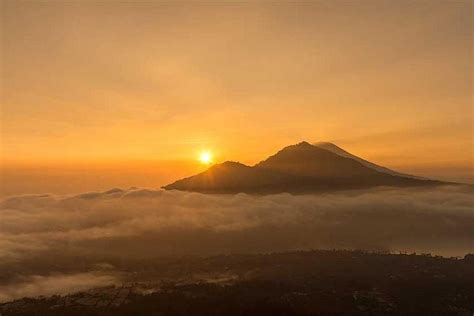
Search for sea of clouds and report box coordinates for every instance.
[1,185,473,301]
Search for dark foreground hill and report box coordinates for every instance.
[2,250,473,316]
[164,141,444,193]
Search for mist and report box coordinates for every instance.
[1,186,473,301]
[0,272,119,303]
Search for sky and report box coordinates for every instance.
[1,0,473,195]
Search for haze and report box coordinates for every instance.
[1,185,473,302]
[1,0,473,196]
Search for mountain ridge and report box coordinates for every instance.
[313,142,426,180]
[163,141,444,194]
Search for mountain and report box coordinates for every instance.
[163,141,443,193]
[313,142,426,180]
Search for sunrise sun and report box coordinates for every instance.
[199,151,213,165]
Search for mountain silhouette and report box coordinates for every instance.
[313,141,426,180]
[163,141,444,193]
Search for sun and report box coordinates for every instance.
[199,150,213,165]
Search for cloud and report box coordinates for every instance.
[0,186,473,301]
[1,186,473,260]
[0,272,119,303]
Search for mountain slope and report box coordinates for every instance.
[256,142,385,178]
[163,161,296,193]
[163,142,442,193]
[314,142,426,180]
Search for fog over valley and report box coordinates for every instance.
[1,186,473,302]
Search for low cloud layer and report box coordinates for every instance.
[1,186,473,301]
[0,272,119,303]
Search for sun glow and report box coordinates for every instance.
[199,151,213,165]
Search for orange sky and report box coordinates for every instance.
[1,0,473,195]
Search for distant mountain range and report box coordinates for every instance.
[163,141,445,193]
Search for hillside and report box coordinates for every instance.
[164,142,442,193]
